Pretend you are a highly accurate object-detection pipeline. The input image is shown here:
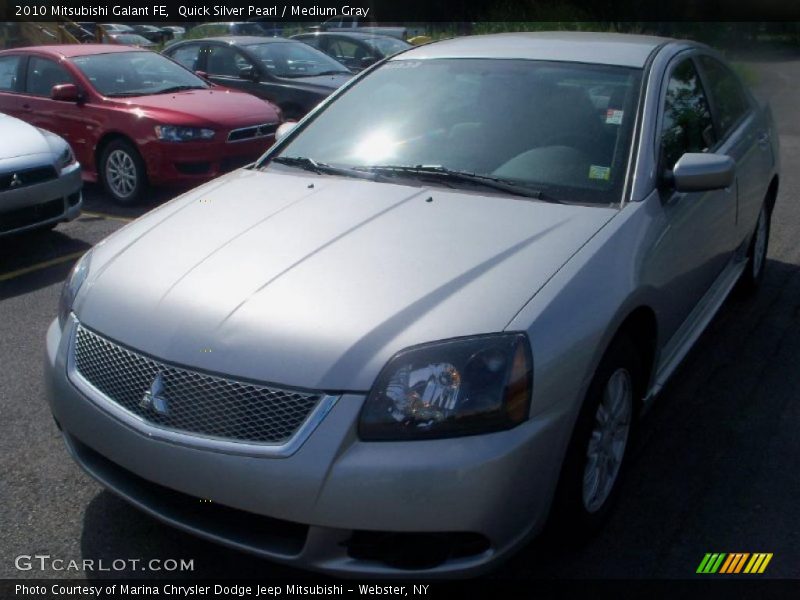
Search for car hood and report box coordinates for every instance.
[106,88,280,128]
[284,73,352,91]
[78,169,616,391]
[0,113,53,159]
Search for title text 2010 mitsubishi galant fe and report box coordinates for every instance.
[45,33,780,576]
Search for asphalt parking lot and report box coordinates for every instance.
[2,57,800,581]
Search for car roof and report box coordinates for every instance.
[198,36,294,46]
[295,31,405,41]
[400,31,684,68]
[0,44,146,58]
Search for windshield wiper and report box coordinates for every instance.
[316,70,350,76]
[355,165,558,202]
[270,156,378,180]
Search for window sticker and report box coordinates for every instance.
[605,109,624,125]
[589,165,611,181]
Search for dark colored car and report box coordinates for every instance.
[164,37,352,120]
[131,25,172,44]
[292,32,411,71]
[187,22,283,39]
[0,45,282,204]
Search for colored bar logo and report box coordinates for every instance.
[697,553,773,574]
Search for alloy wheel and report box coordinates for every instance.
[105,149,138,199]
[582,367,633,513]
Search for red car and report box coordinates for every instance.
[0,45,282,203]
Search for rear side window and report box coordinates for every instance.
[0,55,20,91]
[25,57,74,96]
[660,59,716,171]
[170,44,202,71]
[698,55,751,138]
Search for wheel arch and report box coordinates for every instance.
[612,305,659,401]
[766,174,779,214]
[95,131,140,176]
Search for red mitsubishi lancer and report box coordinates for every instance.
[0,45,282,203]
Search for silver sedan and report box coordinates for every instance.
[45,32,779,576]
[0,113,82,236]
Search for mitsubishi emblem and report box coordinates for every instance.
[9,173,22,188]
[140,373,170,415]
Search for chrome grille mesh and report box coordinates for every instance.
[73,325,321,444]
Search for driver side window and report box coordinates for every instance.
[660,58,716,171]
[206,46,253,78]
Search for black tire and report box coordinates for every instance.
[736,202,771,294]
[550,334,644,537]
[99,138,147,205]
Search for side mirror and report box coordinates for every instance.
[671,153,735,193]
[360,56,378,68]
[275,121,298,141]
[238,65,258,81]
[51,83,80,102]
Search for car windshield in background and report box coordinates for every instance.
[70,51,210,97]
[363,37,411,57]
[271,59,642,204]
[247,42,350,78]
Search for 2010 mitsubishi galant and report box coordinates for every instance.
[45,33,779,576]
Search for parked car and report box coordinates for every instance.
[164,36,352,120]
[312,16,407,40]
[292,32,411,71]
[107,33,156,49]
[131,25,172,44]
[46,32,778,576]
[100,24,134,35]
[162,26,186,42]
[0,112,82,236]
[187,22,283,39]
[0,45,282,204]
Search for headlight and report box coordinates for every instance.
[58,250,92,329]
[154,125,215,142]
[55,146,76,172]
[359,333,532,441]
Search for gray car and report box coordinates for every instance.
[1,113,82,237]
[45,32,779,576]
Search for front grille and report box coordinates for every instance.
[73,325,322,445]
[227,122,278,142]
[0,198,63,233]
[0,165,58,191]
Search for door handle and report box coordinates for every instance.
[22,103,31,111]
[757,131,770,148]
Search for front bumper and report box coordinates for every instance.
[0,163,82,236]
[45,316,566,577]
[141,137,274,187]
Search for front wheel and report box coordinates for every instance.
[100,139,147,205]
[550,335,642,535]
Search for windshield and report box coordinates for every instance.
[363,37,411,57]
[70,51,210,97]
[247,42,350,78]
[269,58,642,204]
